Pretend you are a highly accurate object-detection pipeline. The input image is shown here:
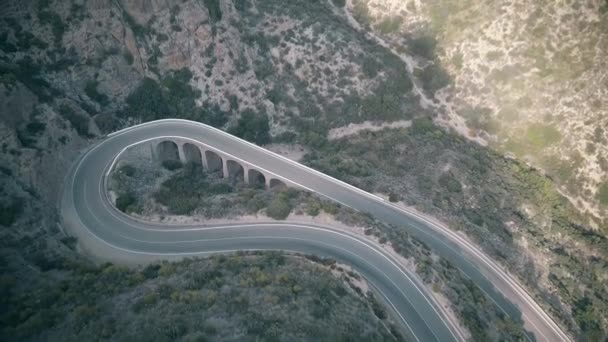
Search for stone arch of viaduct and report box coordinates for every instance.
[151,138,289,190]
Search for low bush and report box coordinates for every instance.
[59,104,90,137]
[208,183,233,194]
[0,197,23,226]
[203,0,222,23]
[228,110,271,145]
[161,160,183,171]
[85,80,109,106]
[116,192,136,213]
[408,35,437,60]
[416,64,451,95]
[266,193,292,220]
[118,164,136,177]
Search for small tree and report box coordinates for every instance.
[266,194,292,220]
[116,192,136,213]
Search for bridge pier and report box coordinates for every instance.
[152,138,299,192]
[150,144,157,162]
[243,166,250,184]
[201,148,209,170]
[177,143,187,164]
[222,160,229,179]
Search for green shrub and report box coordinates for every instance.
[85,80,109,106]
[320,201,338,215]
[352,0,371,26]
[161,160,183,170]
[121,9,148,38]
[3,57,57,103]
[254,58,274,79]
[377,16,401,34]
[525,123,561,149]
[18,120,46,147]
[94,113,119,133]
[59,104,90,136]
[246,194,268,212]
[142,264,160,279]
[125,70,226,127]
[305,200,321,216]
[459,106,494,132]
[133,292,158,313]
[60,236,77,250]
[410,117,436,135]
[367,292,387,320]
[209,183,233,194]
[360,93,401,121]
[204,0,222,22]
[362,57,381,78]
[439,173,462,193]
[12,30,48,51]
[416,64,451,95]
[0,166,12,176]
[26,121,46,135]
[116,192,136,213]
[408,35,437,60]
[234,0,250,12]
[118,164,136,177]
[228,110,271,145]
[273,131,297,143]
[37,10,65,43]
[125,78,166,121]
[266,194,292,220]
[573,296,605,340]
[0,197,23,226]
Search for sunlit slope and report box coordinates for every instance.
[350,0,608,229]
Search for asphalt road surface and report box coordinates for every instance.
[61,119,570,342]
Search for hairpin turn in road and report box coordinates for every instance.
[61,119,569,342]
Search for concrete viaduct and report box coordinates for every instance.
[150,138,289,190]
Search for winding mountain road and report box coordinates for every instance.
[61,119,569,342]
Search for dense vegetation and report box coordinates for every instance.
[124,69,228,128]
[1,252,400,341]
[0,197,23,227]
[228,110,271,145]
[111,160,303,221]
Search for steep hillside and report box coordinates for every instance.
[348,0,608,229]
[1,0,607,340]
[0,0,419,340]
